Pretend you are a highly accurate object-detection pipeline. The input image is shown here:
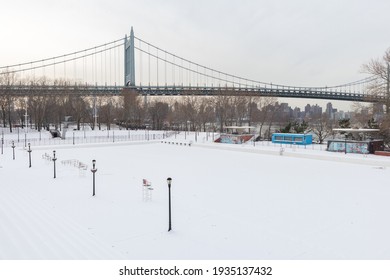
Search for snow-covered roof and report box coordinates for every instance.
[224,126,256,129]
[332,128,379,132]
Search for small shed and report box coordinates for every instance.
[327,139,384,154]
[329,128,383,154]
[271,133,312,145]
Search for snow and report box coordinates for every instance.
[1,129,390,260]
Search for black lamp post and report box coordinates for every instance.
[27,143,32,168]
[167,177,172,232]
[53,150,57,178]
[91,159,97,196]
[345,134,347,154]
[1,137,3,154]
[11,141,15,160]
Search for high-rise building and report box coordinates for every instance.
[326,102,333,119]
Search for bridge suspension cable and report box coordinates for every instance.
[0,38,124,70]
[133,35,376,92]
[0,38,125,87]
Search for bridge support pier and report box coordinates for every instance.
[124,27,135,86]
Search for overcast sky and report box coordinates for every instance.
[1,0,389,110]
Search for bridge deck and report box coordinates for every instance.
[0,85,383,102]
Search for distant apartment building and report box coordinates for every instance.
[304,104,322,118]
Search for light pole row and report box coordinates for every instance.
[3,142,173,232]
[8,145,96,197]
[42,150,97,197]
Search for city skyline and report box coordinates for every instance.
[271,100,352,121]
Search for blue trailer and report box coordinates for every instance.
[271,133,312,145]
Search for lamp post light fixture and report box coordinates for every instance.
[11,141,15,160]
[53,150,57,178]
[91,159,98,196]
[167,177,172,232]
[27,143,32,168]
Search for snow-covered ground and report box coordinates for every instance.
[1,129,390,260]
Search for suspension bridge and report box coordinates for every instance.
[0,27,384,103]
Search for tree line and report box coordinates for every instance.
[0,75,330,140]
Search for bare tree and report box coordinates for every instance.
[362,48,390,113]
[148,99,169,130]
[27,77,53,131]
[212,90,231,132]
[232,96,248,126]
[0,89,9,128]
[122,89,145,129]
[351,102,374,128]
[181,96,199,131]
[257,96,278,139]
[247,96,260,132]
[14,97,27,128]
[99,96,115,130]
[361,49,390,145]
[0,70,18,132]
[309,114,333,144]
[265,102,281,140]
[69,95,88,130]
[197,97,215,132]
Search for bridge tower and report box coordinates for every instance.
[124,27,135,86]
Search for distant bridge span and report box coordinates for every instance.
[0,84,383,103]
[0,27,385,103]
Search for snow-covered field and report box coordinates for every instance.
[1,129,390,260]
